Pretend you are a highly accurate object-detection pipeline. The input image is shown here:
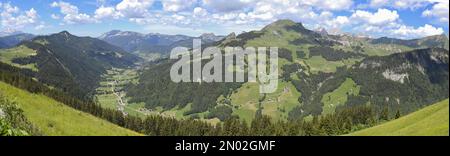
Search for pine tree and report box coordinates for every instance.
[395,110,401,119]
[380,106,389,121]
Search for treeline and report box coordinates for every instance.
[0,61,217,135]
[370,37,420,48]
[348,48,449,114]
[126,60,243,114]
[278,48,294,62]
[287,48,449,119]
[309,46,365,61]
[289,70,342,118]
[207,104,384,136]
[281,63,302,81]
[1,61,394,136]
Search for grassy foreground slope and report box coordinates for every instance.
[349,99,449,136]
[0,81,141,136]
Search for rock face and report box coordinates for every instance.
[316,27,328,36]
[349,47,449,111]
[382,69,409,84]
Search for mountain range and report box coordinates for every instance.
[126,19,449,123]
[98,30,224,56]
[1,31,140,98]
[1,19,449,136]
[0,33,35,49]
[0,29,25,37]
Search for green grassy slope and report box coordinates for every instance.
[0,45,38,71]
[349,99,449,136]
[321,78,360,115]
[0,81,142,136]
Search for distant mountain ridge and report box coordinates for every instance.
[370,34,449,49]
[99,30,224,55]
[0,41,7,48]
[0,29,24,37]
[0,33,35,48]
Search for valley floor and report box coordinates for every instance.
[94,68,222,125]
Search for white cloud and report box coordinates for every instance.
[115,0,154,18]
[34,22,48,30]
[51,1,97,24]
[16,0,442,39]
[188,0,354,34]
[392,0,432,9]
[321,16,350,34]
[26,8,38,19]
[202,0,255,12]
[64,13,97,24]
[51,14,60,19]
[368,0,426,9]
[162,0,196,12]
[199,0,352,24]
[325,16,350,29]
[368,0,448,11]
[0,3,39,29]
[51,1,78,15]
[369,0,389,7]
[193,7,208,17]
[335,16,350,25]
[172,14,186,21]
[345,18,444,39]
[213,12,240,21]
[246,0,314,22]
[422,1,449,23]
[304,6,446,39]
[50,0,356,30]
[393,24,444,38]
[97,0,107,6]
[351,9,399,26]
[317,0,354,11]
[94,5,122,19]
[48,0,436,40]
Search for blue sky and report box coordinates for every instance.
[0,0,448,39]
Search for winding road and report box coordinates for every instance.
[110,79,128,116]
